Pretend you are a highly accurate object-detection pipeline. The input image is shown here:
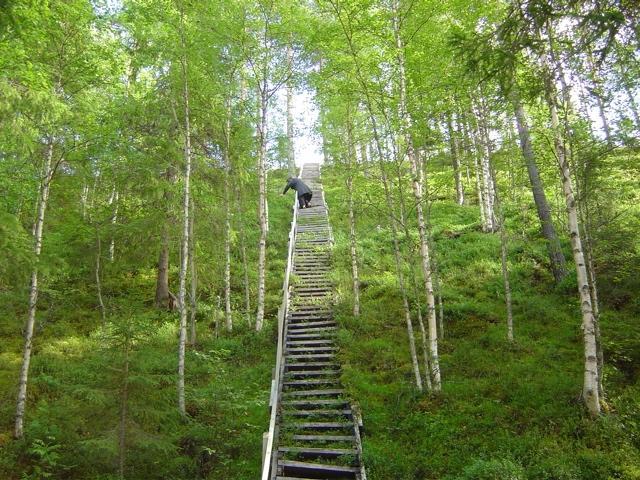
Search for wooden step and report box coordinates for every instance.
[288,309,332,314]
[287,339,334,346]
[288,318,335,325]
[284,378,340,387]
[286,347,337,354]
[279,446,357,458]
[285,370,339,378]
[278,459,360,478]
[292,422,352,430]
[287,332,338,340]
[282,409,352,417]
[282,388,344,397]
[283,399,349,408]
[285,362,340,371]
[290,434,356,442]
[287,353,336,360]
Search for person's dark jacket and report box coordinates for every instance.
[283,177,312,197]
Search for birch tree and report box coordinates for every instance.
[246,0,293,332]
[15,138,56,438]
[391,0,441,389]
[176,6,192,416]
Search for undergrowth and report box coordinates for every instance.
[324,164,640,480]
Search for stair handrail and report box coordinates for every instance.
[261,165,303,480]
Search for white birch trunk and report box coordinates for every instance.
[255,85,268,332]
[380,161,423,392]
[447,113,464,205]
[15,138,54,439]
[393,5,441,389]
[236,188,251,325]
[347,173,360,318]
[473,139,487,227]
[108,188,119,262]
[473,104,496,232]
[96,227,106,323]
[397,151,432,391]
[334,1,423,391]
[500,220,514,342]
[224,99,233,332]
[490,160,514,341]
[545,73,601,416]
[177,28,192,415]
[81,183,89,220]
[346,117,360,317]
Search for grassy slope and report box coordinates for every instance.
[323,164,640,480]
[0,169,294,479]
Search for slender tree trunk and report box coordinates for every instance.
[96,227,106,323]
[236,188,251,325]
[509,84,568,283]
[593,91,612,144]
[81,183,89,220]
[224,100,233,332]
[255,84,268,332]
[188,200,197,345]
[488,153,514,341]
[471,126,487,226]
[499,217,514,341]
[155,167,176,309]
[447,112,464,205]
[109,188,119,262]
[177,26,192,415]
[286,41,296,176]
[393,148,433,390]
[15,138,55,439]
[479,99,497,222]
[422,157,445,341]
[583,226,603,398]
[392,4,441,389]
[544,71,600,416]
[346,116,361,317]
[380,159,423,392]
[471,102,496,232]
[586,53,613,145]
[458,113,474,196]
[347,173,360,317]
[332,0,422,390]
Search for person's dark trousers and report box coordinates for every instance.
[298,192,312,208]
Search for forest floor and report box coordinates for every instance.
[323,162,640,480]
[1,164,639,479]
[0,170,294,479]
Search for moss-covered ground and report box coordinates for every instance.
[323,160,640,480]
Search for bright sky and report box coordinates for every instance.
[292,89,324,166]
[273,87,324,166]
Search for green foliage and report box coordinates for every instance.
[458,458,525,480]
[323,160,640,479]
[1,0,639,479]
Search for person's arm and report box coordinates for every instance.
[282,180,292,194]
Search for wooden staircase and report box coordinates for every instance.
[262,164,366,480]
